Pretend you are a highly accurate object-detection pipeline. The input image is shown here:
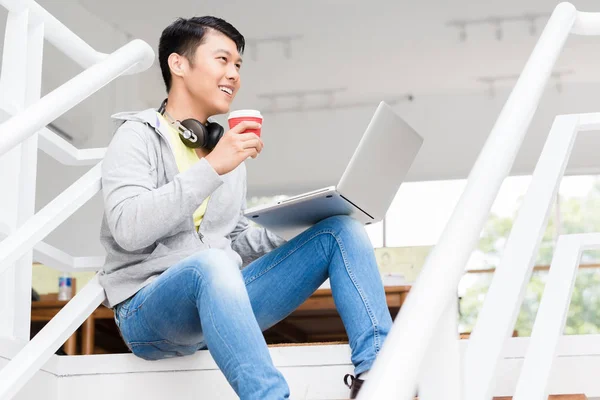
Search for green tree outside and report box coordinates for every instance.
[460,178,600,336]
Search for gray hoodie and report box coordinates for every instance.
[98,108,285,308]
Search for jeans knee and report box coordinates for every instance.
[313,215,373,255]
[189,249,245,293]
[319,215,363,234]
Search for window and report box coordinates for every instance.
[379,175,600,336]
[249,175,600,336]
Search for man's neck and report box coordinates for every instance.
[163,92,209,125]
[162,93,212,159]
[194,147,210,159]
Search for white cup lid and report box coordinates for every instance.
[228,109,262,119]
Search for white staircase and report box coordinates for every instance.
[3,1,600,399]
[3,338,600,399]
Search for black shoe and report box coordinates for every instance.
[344,374,365,399]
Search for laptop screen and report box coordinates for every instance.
[336,102,423,221]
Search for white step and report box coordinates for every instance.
[4,337,600,399]
[1,341,354,400]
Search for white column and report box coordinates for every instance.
[356,4,577,399]
[418,299,461,400]
[14,15,44,342]
[0,7,34,342]
[464,114,580,400]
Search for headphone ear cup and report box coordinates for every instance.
[180,119,208,148]
[205,122,224,150]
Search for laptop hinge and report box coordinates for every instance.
[339,194,374,220]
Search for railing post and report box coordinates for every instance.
[464,114,581,400]
[418,299,461,400]
[15,11,44,342]
[0,7,31,342]
[512,234,587,400]
[356,3,577,399]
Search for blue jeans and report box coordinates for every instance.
[113,215,393,400]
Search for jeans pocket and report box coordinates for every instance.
[113,298,135,350]
[129,340,200,361]
[115,296,134,319]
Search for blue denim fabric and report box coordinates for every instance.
[113,215,393,400]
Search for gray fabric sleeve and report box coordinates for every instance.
[101,123,223,251]
[230,165,287,266]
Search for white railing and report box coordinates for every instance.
[2,1,599,399]
[31,240,105,272]
[0,38,153,156]
[0,211,106,272]
[0,163,102,273]
[38,127,106,166]
[0,0,150,73]
[359,3,600,400]
[465,112,600,399]
[512,233,600,400]
[0,0,153,398]
[464,113,579,399]
[0,277,105,400]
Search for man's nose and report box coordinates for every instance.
[226,65,239,82]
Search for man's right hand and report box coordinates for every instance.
[205,121,264,175]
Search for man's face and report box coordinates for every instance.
[181,31,242,116]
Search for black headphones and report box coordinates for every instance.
[158,99,224,150]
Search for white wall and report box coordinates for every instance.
[4,0,600,257]
[32,78,600,258]
[35,152,105,257]
[243,79,600,196]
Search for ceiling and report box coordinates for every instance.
[5,0,600,196]
[4,0,600,257]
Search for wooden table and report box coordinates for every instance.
[31,300,78,355]
[298,285,410,312]
[31,298,115,355]
[31,285,412,354]
[265,285,411,343]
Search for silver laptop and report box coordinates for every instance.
[244,101,424,240]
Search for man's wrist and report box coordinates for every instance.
[204,155,223,175]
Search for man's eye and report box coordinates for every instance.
[235,63,241,69]
[219,57,227,62]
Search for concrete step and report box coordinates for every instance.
[340,396,587,400]
[1,336,598,400]
[493,395,588,399]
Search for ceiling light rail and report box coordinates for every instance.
[477,69,574,97]
[258,91,414,114]
[447,12,551,42]
[245,35,304,60]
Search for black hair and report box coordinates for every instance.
[158,16,245,92]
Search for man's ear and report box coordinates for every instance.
[168,53,186,78]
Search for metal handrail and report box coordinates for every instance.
[0,2,153,398]
[0,0,149,74]
[0,163,102,276]
[512,233,600,400]
[358,3,600,399]
[0,275,105,400]
[0,39,154,157]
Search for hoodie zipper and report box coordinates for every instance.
[152,114,210,247]
[197,195,213,247]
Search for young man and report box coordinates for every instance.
[98,16,392,399]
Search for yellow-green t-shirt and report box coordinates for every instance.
[157,112,209,230]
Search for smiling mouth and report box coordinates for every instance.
[219,86,233,96]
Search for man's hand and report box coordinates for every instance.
[205,121,263,175]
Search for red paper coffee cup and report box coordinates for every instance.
[228,110,263,137]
